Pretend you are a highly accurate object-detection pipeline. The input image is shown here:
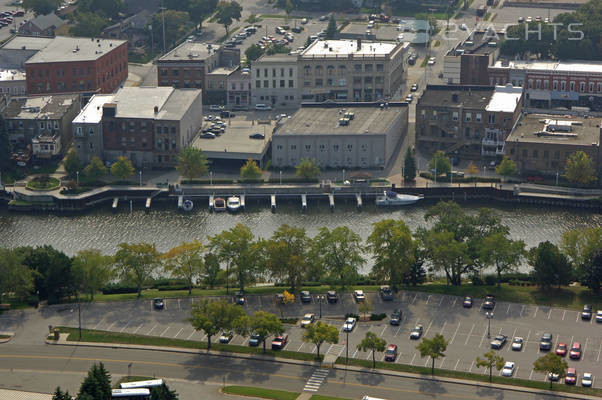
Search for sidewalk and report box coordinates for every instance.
[0,389,52,400]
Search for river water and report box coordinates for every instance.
[1,200,600,274]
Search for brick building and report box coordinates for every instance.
[227,67,251,109]
[443,30,502,85]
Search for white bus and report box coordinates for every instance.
[120,379,163,389]
[111,388,150,399]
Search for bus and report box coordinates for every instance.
[111,388,150,399]
[120,379,163,390]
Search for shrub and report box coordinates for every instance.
[355,276,377,285]
[302,281,322,287]
[101,283,139,294]
[280,318,298,324]
[484,275,497,286]
[471,275,483,286]
[370,313,387,321]
[152,278,188,288]
[345,313,360,320]
[157,284,191,291]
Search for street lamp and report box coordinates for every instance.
[317,295,325,319]
[139,171,142,187]
[76,171,79,186]
[279,170,282,185]
[556,171,559,186]
[210,171,213,185]
[486,311,493,339]
[342,169,345,183]
[346,328,349,366]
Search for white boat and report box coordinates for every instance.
[214,197,226,212]
[182,199,193,212]
[226,196,241,212]
[375,190,422,206]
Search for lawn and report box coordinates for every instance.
[26,176,60,190]
[56,326,322,362]
[0,335,11,339]
[310,396,352,400]
[222,386,299,400]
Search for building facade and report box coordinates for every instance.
[227,68,251,109]
[72,94,114,163]
[0,69,26,96]
[298,39,408,102]
[205,67,237,105]
[272,102,408,168]
[443,30,501,85]
[250,54,298,107]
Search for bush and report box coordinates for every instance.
[267,178,319,184]
[157,284,191,291]
[484,275,497,286]
[345,313,360,320]
[302,281,322,287]
[152,278,188,288]
[370,313,387,321]
[101,283,139,294]
[181,179,234,184]
[419,172,501,183]
[355,276,377,285]
[280,318,298,324]
[471,275,483,286]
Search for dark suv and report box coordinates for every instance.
[326,290,338,303]
[581,304,592,320]
[300,291,312,303]
[483,294,496,310]
[390,309,402,325]
[540,333,553,351]
[380,285,393,301]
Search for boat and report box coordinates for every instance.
[182,199,193,212]
[226,196,241,212]
[214,197,226,212]
[375,190,422,206]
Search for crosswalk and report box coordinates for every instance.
[303,368,329,392]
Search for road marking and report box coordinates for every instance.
[507,328,517,352]
[525,330,531,351]
[394,325,402,337]
[303,368,329,392]
[454,359,460,370]
[178,299,181,310]
[529,369,534,380]
[133,324,143,334]
[187,330,196,340]
[352,349,358,358]
[411,294,417,304]
[119,321,130,333]
[146,325,156,335]
[533,306,538,318]
[478,325,488,348]
[575,312,579,323]
[439,358,445,368]
[107,322,116,331]
[438,296,444,306]
[597,340,602,362]
[379,325,387,337]
[439,321,447,334]
[449,323,461,345]
[547,308,552,320]
[164,301,167,310]
[297,343,305,352]
[93,317,104,330]
[410,353,416,365]
[160,326,170,337]
[173,327,183,338]
[583,337,589,359]
[424,320,433,337]
[451,298,457,307]
[426,295,432,304]
[366,351,372,360]
[520,305,525,317]
[424,358,429,367]
[506,304,511,314]
[469,361,474,373]
[464,323,475,346]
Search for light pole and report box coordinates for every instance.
[76,171,79,186]
[486,311,493,339]
[317,295,325,319]
[160,5,166,54]
[556,171,559,186]
[346,328,349,365]
[78,300,82,340]
[342,169,345,183]
[210,171,213,185]
[139,171,142,187]
[279,170,282,185]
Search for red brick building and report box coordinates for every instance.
[24,36,128,96]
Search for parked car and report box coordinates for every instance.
[404,94,413,103]
[249,133,265,139]
[292,27,302,33]
[460,23,468,30]
[555,342,567,357]
[209,104,224,111]
[319,15,328,21]
[463,296,473,308]
[501,361,515,377]
[200,132,216,139]
[219,331,234,343]
[581,372,593,387]
[581,304,592,320]
[249,332,261,346]
[153,298,164,310]
[390,309,402,326]
[353,290,365,302]
[220,110,235,118]
[301,18,308,24]
[234,291,245,305]
[255,103,272,110]
[343,317,356,332]
[427,57,436,65]
[327,290,338,303]
[540,333,553,351]
[483,294,496,310]
[488,161,497,170]
[379,285,393,301]
[490,334,507,350]
[518,16,524,23]
[301,313,315,328]
[565,368,577,385]
[271,334,288,350]
[548,372,560,382]
[569,342,582,359]
[300,290,312,303]
[409,324,423,340]
[410,83,418,92]
[596,310,602,322]
[384,344,398,362]
[511,337,523,351]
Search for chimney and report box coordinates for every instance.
[357,38,362,50]
[154,105,159,114]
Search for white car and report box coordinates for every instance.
[353,290,365,302]
[209,105,224,111]
[501,361,515,377]
[460,23,468,31]
[255,103,272,111]
[511,337,523,351]
[409,324,423,340]
[581,372,593,387]
[300,313,315,328]
[343,317,356,332]
[596,310,602,322]
[427,57,436,66]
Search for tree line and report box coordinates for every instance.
[1,202,600,306]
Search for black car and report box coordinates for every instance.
[300,290,312,303]
[326,290,338,303]
[390,309,402,325]
[234,291,245,305]
[249,133,265,139]
[540,333,553,351]
[380,285,393,301]
[292,27,302,33]
[408,55,417,65]
[463,296,473,308]
[483,294,496,310]
[582,304,592,320]
[410,83,418,92]
[220,110,235,118]
[153,297,164,310]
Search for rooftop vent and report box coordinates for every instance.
[154,105,159,114]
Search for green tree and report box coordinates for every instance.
[72,249,113,301]
[176,147,208,182]
[209,224,261,291]
[152,10,193,50]
[22,0,61,15]
[249,311,284,353]
[421,230,470,286]
[189,299,246,349]
[83,156,107,181]
[476,350,505,383]
[265,42,291,55]
[264,224,310,293]
[428,150,451,176]
[110,156,135,181]
[295,158,320,180]
[403,147,416,182]
[303,321,339,359]
[578,251,602,295]
[565,151,597,184]
[0,114,10,171]
[188,0,218,31]
[479,233,525,287]
[528,241,572,288]
[495,156,517,180]
[245,44,265,64]
[402,258,426,286]
[215,0,242,36]
[78,0,123,18]
[0,248,33,303]
[284,0,294,20]
[240,159,262,180]
[162,240,205,295]
[203,252,221,288]
[310,226,364,288]
[533,353,568,389]
[78,363,111,400]
[325,14,337,39]
[416,333,448,375]
[560,227,602,268]
[63,149,82,178]
[114,243,161,297]
[357,331,386,368]
[358,298,372,321]
[70,12,109,38]
[304,36,313,48]
[150,383,179,400]
[367,219,415,290]
[52,387,73,400]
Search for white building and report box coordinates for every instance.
[251,54,298,108]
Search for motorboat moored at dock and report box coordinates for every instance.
[375,190,422,206]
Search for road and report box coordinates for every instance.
[0,344,586,400]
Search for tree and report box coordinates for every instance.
[152,10,193,50]
[114,243,160,297]
[0,248,33,303]
[422,230,470,286]
[304,36,313,48]
[367,219,415,290]
[52,387,73,400]
[479,233,525,287]
[560,227,602,268]
[416,334,448,375]
[240,159,262,181]
[162,240,204,295]
[310,226,364,288]
[284,0,294,20]
[402,257,426,286]
[565,151,597,184]
[176,147,208,182]
[295,158,320,180]
[83,156,107,181]
[72,249,113,300]
[188,0,218,31]
[110,156,135,181]
[264,224,310,293]
[203,252,221,288]
[189,299,246,349]
[528,241,572,288]
[63,149,82,178]
[358,299,372,321]
[78,0,123,18]
[325,14,337,39]
[0,114,10,171]
[467,161,479,176]
[357,331,386,368]
[22,0,61,15]
[533,353,568,389]
[403,147,416,182]
[150,383,179,400]
[476,350,505,383]
[428,150,451,176]
[249,311,284,353]
[215,0,242,36]
[18,245,74,304]
[78,363,111,400]
[495,156,517,180]
[303,321,339,359]
[70,12,109,37]
[245,44,265,64]
[578,251,602,295]
[209,224,261,291]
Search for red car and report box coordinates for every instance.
[569,342,582,359]
[384,344,398,362]
[555,343,567,357]
[271,334,288,350]
[565,368,577,385]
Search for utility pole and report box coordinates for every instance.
[160,5,167,54]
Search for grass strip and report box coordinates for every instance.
[337,358,602,397]
[310,395,353,400]
[222,386,299,400]
[0,335,11,339]
[56,327,322,362]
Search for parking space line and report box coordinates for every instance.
[454,359,460,370]
[133,324,143,334]
[438,296,444,306]
[547,308,552,320]
[366,351,372,360]
[562,310,566,321]
[583,337,589,359]
[424,320,433,337]
[394,325,402,337]
[597,341,602,362]
[352,349,358,358]
[469,361,474,373]
[506,304,510,314]
[178,299,181,310]
[160,327,170,337]
[174,327,184,338]
[93,317,104,330]
[410,353,416,365]
[147,325,156,335]
[439,358,445,368]
[426,295,432,304]
[478,325,488,348]
[533,306,538,318]
[451,298,457,307]
[520,305,525,317]
[187,330,196,340]
[107,322,116,331]
[164,301,167,310]
[449,322,460,345]
[464,323,475,346]
[119,321,130,333]
[524,330,531,351]
[379,325,387,337]
[529,369,534,380]
[439,321,447,334]
[424,357,429,367]
[507,328,517,352]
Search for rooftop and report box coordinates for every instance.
[207,67,237,76]
[507,113,601,146]
[191,119,273,159]
[1,36,54,51]
[418,85,494,109]
[3,94,77,120]
[72,94,115,124]
[301,39,397,58]
[110,87,202,120]
[449,30,503,56]
[26,13,66,31]
[158,42,220,62]
[25,36,127,64]
[0,69,26,81]
[277,102,407,136]
[486,85,523,113]
[255,53,296,63]
[492,59,602,74]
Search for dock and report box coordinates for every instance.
[145,197,151,212]
[240,194,246,210]
[328,193,334,211]
[209,195,214,211]
[112,197,118,212]
[301,194,307,211]
[177,195,183,209]
[356,193,362,209]
[270,195,276,212]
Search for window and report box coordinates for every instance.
[528,79,533,89]
[598,83,602,93]
[364,64,373,72]
[353,77,362,85]
[280,68,284,77]
[327,79,333,86]
[39,121,44,129]
[488,114,495,124]
[553,80,558,90]
[304,66,311,76]
[88,128,94,136]
[522,149,528,157]
[256,80,261,88]
[452,112,458,121]
[76,127,83,136]
[280,80,285,88]
[554,151,560,159]
[475,113,482,122]
[315,79,323,87]
[361,144,367,152]
[305,145,311,151]
[570,81,575,91]
[589,82,595,93]
[327,65,334,75]
[304,81,311,87]
[53,121,59,129]
[288,80,294,88]
[580,82,585,92]
[465,112,471,122]
[289,68,293,77]
[272,80,276,88]
[543,150,549,159]
[319,144,325,151]
[255,69,260,77]
[315,66,323,75]
[376,64,383,72]
[338,65,346,75]
[264,80,269,87]
[172,69,179,76]
[532,149,538,158]
[561,81,566,91]
[354,64,362,71]
[544,80,549,90]
[264,68,268,77]
[364,76,372,84]
[375,76,383,84]
[431,110,437,120]
[338,79,346,86]
[276,145,283,150]
[272,68,276,77]
[333,144,339,152]
[291,144,296,150]
[464,127,470,137]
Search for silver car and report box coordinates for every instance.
[409,324,423,340]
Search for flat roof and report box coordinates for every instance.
[158,42,220,62]
[255,53,296,63]
[302,39,397,57]
[109,87,201,120]
[507,114,601,146]
[4,94,77,120]
[493,60,602,74]
[0,69,26,81]
[1,36,54,51]
[277,102,406,136]
[25,36,127,64]
[207,67,237,76]
[72,94,115,124]
[486,85,522,113]
[418,85,494,109]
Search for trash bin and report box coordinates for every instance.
[53,328,60,340]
